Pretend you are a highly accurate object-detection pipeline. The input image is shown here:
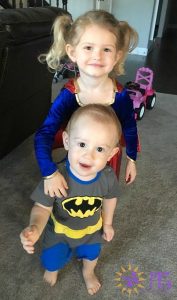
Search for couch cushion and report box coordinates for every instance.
[0,7,71,44]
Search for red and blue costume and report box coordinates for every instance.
[34,79,138,177]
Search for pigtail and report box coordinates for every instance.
[39,14,72,71]
[119,21,138,53]
[113,21,138,76]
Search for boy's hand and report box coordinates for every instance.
[102,224,114,242]
[125,160,137,184]
[44,171,68,198]
[20,225,40,254]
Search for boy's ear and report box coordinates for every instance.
[107,147,120,162]
[65,44,76,63]
[62,131,69,150]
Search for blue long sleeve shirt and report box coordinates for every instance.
[34,79,138,177]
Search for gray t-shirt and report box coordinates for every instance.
[31,160,119,248]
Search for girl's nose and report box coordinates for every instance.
[92,49,101,60]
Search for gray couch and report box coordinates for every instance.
[0,7,71,159]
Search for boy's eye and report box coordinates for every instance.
[104,48,111,52]
[79,142,86,148]
[97,147,104,152]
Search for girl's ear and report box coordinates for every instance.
[107,147,120,162]
[65,44,76,62]
[62,131,69,150]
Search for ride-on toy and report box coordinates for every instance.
[125,67,156,120]
[53,61,79,83]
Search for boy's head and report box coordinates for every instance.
[63,104,122,181]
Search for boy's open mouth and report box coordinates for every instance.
[79,162,91,169]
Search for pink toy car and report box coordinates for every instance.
[125,67,156,120]
[53,62,79,83]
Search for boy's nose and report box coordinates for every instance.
[83,149,95,160]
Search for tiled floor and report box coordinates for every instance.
[119,29,177,95]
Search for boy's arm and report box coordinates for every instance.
[20,202,52,254]
[29,202,52,236]
[102,197,117,226]
[102,197,117,242]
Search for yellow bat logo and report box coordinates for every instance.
[62,196,102,218]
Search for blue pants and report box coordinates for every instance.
[41,243,101,272]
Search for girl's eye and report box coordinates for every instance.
[97,147,104,152]
[84,46,92,51]
[79,142,86,148]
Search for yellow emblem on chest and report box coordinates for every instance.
[62,196,102,218]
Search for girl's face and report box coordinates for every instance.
[66,24,121,78]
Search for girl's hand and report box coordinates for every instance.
[20,225,40,254]
[44,171,68,198]
[102,224,114,242]
[125,159,137,184]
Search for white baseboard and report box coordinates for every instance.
[130,47,148,56]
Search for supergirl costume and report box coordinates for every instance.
[34,79,138,177]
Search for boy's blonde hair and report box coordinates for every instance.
[66,104,122,146]
[40,10,138,76]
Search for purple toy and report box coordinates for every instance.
[53,62,79,83]
[125,67,156,120]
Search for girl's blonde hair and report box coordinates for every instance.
[40,10,138,76]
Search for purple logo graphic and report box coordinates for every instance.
[122,271,140,288]
[149,272,172,291]
[115,264,145,296]
[115,264,173,297]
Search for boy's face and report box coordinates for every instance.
[63,115,119,181]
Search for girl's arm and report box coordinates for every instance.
[20,203,52,254]
[116,89,138,161]
[34,88,78,197]
[114,89,138,183]
[102,197,117,242]
[34,88,78,177]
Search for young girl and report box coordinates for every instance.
[36,10,138,198]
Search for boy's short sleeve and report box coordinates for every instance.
[102,166,120,199]
[30,180,55,207]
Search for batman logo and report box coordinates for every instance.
[62,196,102,218]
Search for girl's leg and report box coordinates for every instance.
[82,258,101,295]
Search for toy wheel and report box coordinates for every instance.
[135,103,145,120]
[58,74,64,81]
[52,76,58,84]
[146,93,156,109]
[125,81,140,90]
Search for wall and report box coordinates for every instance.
[67,0,94,20]
[60,0,156,55]
[112,0,155,55]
